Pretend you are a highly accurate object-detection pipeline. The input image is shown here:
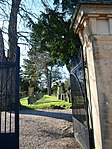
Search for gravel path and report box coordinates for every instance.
[19,109,82,149]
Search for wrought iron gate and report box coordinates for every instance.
[70,48,88,124]
[70,47,94,148]
[0,47,20,149]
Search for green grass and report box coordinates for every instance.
[20,95,72,110]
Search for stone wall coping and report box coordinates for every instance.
[71,3,112,33]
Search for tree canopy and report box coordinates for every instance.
[53,0,79,15]
[22,0,81,95]
[23,46,64,95]
[28,6,81,71]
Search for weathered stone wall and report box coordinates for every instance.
[93,36,112,148]
[72,3,112,149]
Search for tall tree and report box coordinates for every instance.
[23,48,63,95]
[8,0,21,59]
[0,0,22,110]
[28,7,81,72]
[0,0,41,57]
[41,0,79,16]
[0,0,21,59]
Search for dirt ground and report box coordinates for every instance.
[19,109,82,149]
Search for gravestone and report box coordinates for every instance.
[28,86,34,104]
[57,82,62,100]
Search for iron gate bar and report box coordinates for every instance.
[15,46,20,141]
[10,62,13,133]
[0,63,3,133]
[0,62,17,69]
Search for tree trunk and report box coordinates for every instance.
[8,0,21,59]
[8,0,21,108]
[45,66,52,96]
[48,67,52,96]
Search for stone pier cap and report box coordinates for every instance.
[71,2,112,34]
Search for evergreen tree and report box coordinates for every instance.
[23,48,63,95]
[28,7,81,72]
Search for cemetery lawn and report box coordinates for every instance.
[20,95,72,110]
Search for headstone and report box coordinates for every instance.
[57,82,63,100]
[28,86,34,104]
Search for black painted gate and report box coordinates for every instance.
[70,47,94,148]
[0,47,20,149]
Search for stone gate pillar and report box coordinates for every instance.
[71,3,112,149]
